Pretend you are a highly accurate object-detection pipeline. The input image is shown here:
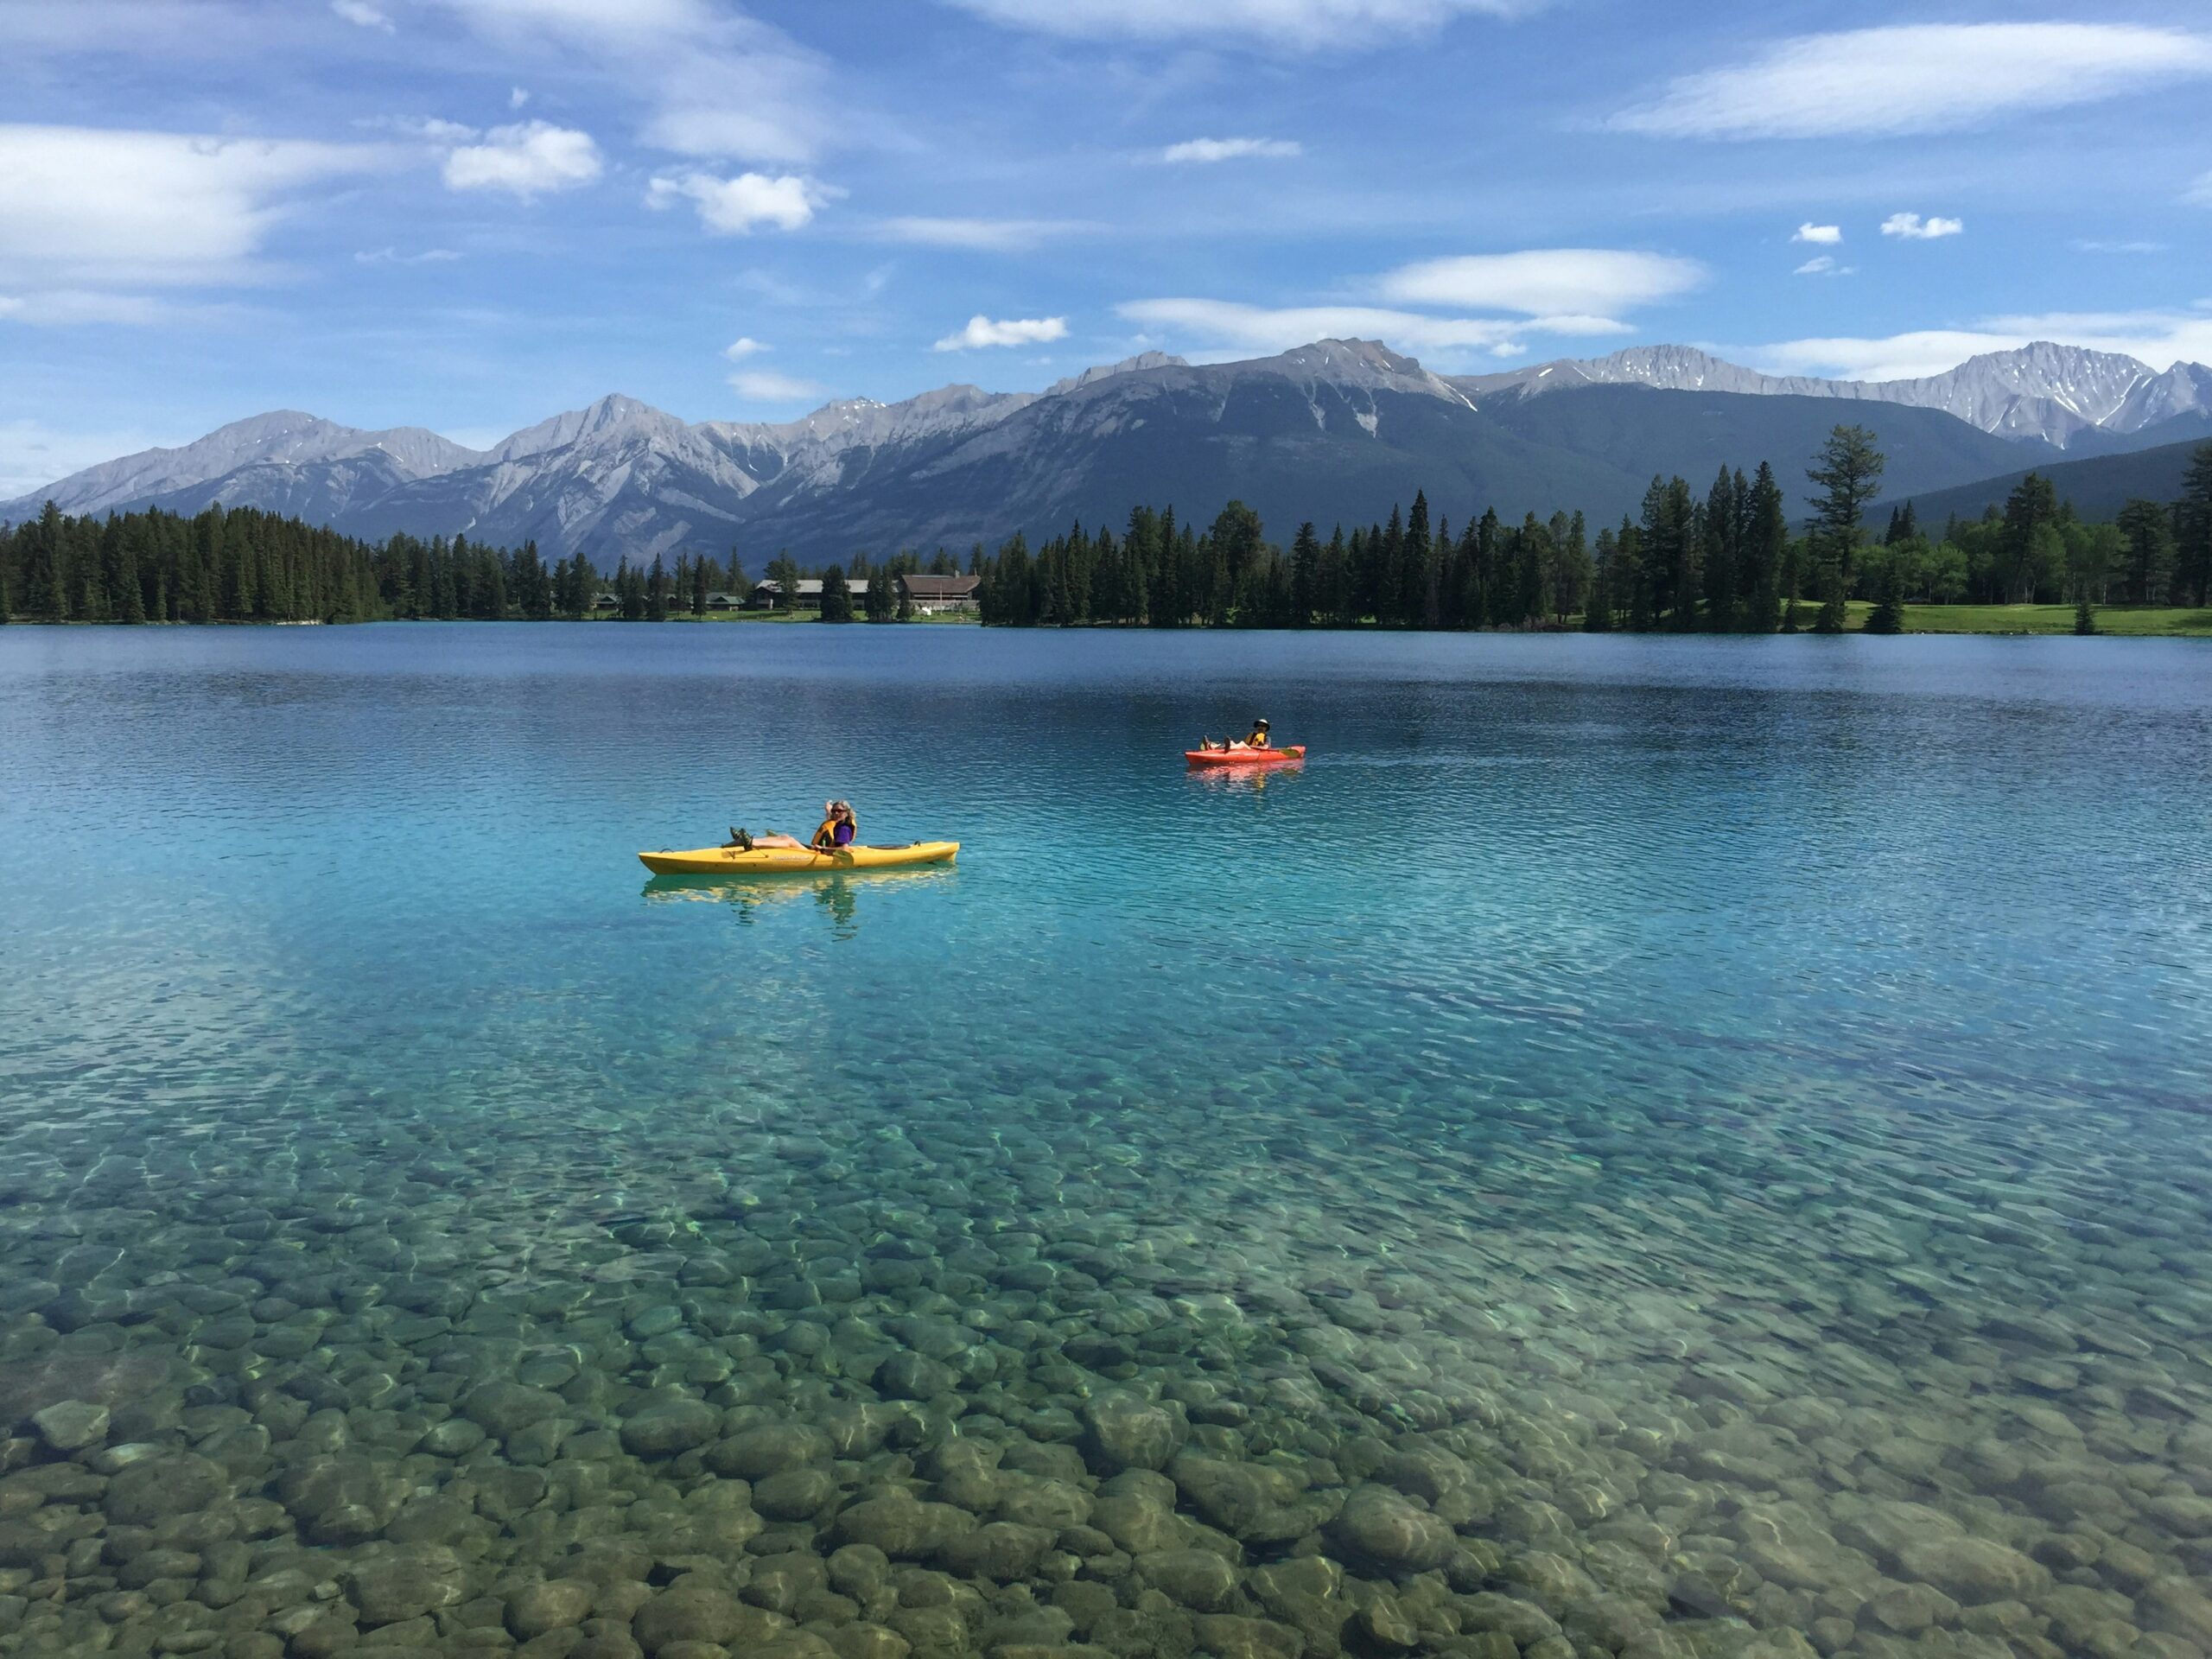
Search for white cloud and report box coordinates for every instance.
[1881,212,1962,241]
[1792,223,1840,245]
[0,289,199,326]
[1751,312,2212,383]
[331,0,393,29]
[442,121,601,196]
[1116,298,1532,355]
[1160,137,1302,163]
[355,246,463,264]
[428,0,831,163]
[0,126,390,288]
[360,115,480,142]
[1792,256,1851,278]
[876,216,1088,250]
[647,171,827,234]
[933,315,1069,351]
[509,86,531,109]
[945,0,1523,48]
[728,367,828,403]
[723,336,768,358]
[2188,172,2212,207]
[1375,249,1703,317]
[1612,23,2212,140]
[2072,239,2166,254]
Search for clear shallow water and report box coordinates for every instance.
[2,624,2210,1659]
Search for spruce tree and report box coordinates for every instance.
[819,563,853,622]
[2073,596,2098,635]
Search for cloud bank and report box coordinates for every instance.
[1613,23,2212,140]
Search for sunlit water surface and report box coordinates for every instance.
[2,624,2209,1659]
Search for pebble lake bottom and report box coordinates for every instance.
[1,625,2209,1659]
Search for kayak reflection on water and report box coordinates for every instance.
[1189,761,1302,797]
[640,864,954,935]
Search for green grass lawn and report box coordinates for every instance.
[1890,602,2212,637]
[592,608,977,624]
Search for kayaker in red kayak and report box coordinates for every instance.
[1198,717,1271,752]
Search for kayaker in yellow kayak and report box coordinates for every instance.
[724,800,855,854]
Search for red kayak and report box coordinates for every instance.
[1185,745,1306,766]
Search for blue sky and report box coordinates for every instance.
[3,0,2210,493]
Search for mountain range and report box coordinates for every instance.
[8,340,2208,564]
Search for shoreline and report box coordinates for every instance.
[4,604,2210,638]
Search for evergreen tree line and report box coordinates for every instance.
[8,435,2211,627]
[0,501,620,625]
[0,501,776,625]
[971,433,2212,631]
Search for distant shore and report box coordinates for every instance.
[6,605,2210,636]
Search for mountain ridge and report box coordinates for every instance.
[6,340,2205,563]
[1454,340,2212,449]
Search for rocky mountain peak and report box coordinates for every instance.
[1045,351,1190,396]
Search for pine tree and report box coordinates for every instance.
[1998,474,2061,604]
[1554,510,1591,623]
[2073,596,2098,635]
[819,563,854,622]
[1863,556,1904,633]
[1321,526,1353,627]
[1289,522,1319,626]
[2177,442,2212,607]
[1807,424,1885,601]
[2115,499,2177,606]
[1701,467,1738,632]
[1400,491,1431,628]
[1584,528,1614,631]
[1376,505,1404,627]
[866,562,898,622]
[1742,464,1787,632]
[766,553,803,613]
[646,556,671,621]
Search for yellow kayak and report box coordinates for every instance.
[638,841,959,876]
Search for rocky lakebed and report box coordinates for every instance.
[2,1071,2209,1659]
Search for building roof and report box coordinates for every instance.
[899,574,981,597]
[753,577,874,597]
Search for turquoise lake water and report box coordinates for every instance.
[2,623,2210,1659]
